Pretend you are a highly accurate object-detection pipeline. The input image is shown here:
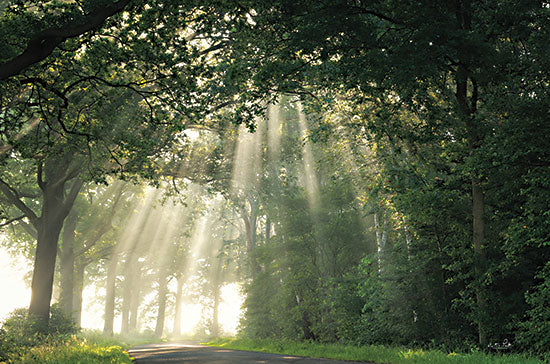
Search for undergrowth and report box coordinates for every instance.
[0,307,153,363]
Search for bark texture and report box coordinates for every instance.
[21,158,83,328]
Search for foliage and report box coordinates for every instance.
[0,304,78,361]
[221,0,550,351]
[517,262,550,355]
[0,317,145,363]
[11,339,132,364]
[0,0,548,357]
[238,99,372,342]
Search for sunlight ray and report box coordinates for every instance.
[297,102,320,210]
[267,102,281,164]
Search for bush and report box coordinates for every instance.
[516,262,550,356]
[2,304,78,337]
[0,304,78,361]
[13,339,132,364]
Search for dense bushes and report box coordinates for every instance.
[0,304,78,361]
[517,262,550,354]
[0,306,131,363]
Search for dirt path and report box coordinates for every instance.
[128,342,375,364]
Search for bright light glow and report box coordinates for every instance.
[172,283,243,336]
[0,182,245,337]
[184,129,200,141]
[0,247,31,321]
[218,283,244,334]
[231,123,263,191]
[81,284,109,331]
[179,303,202,334]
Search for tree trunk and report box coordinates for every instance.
[472,178,487,346]
[456,42,487,345]
[72,262,85,327]
[0,157,82,330]
[103,254,119,335]
[28,171,82,328]
[59,210,78,317]
[172,274,184,337]
[301,310,315,340]
[403,217,412,256]
[242,203,260,276]
[129,282,140,332]
[29,218,64,328]
[265,217,271,242]
[374,212,387,272]
[154,272,168,337]
[121,249,138,334]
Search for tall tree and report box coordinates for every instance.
[0,152,83,327]
[223,0,550,346]
[0,0,245,327]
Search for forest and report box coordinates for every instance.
[0,0,549,363]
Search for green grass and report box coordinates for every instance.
[206,338,544,364]
[78,329,160,348]
[9,336,132,364]
[1,330,158,363]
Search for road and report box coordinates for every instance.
[128,342,375,364]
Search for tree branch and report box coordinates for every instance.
[0,178,39,224]
[37,161,46,191]
[0,0,132,80]
[52,165,83,190]
[59,178,84,219]
[20,77,69,108]
[0,215,26,228]
[75,185,124,257]
[17,220,38,239]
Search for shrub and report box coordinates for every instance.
[0,304,78,361]
[516,262,550,356]
[13,340,132,364]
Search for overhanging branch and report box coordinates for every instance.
[0,215,26,228]
[0,178,39,224]
[0,0,132,80]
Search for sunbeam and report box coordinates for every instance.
[297,102,320,211]
[267,102,282,164]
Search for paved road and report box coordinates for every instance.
[128,342,375,364]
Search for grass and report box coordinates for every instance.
[206,338,545,364]
[79,329,160,348]
[11,337,132,364]
[1,330,159,363]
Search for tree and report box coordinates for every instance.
[0,0,255,329]
[0,151,83,328]
[0,0,132,80]
[58,181,130,324]
[224,0,550,346]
